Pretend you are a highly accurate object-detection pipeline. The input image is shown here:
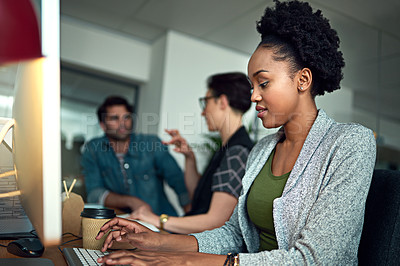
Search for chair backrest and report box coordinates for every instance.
[358,169,400,265]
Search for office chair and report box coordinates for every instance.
[358,169,400,266]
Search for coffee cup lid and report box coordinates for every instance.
[81,208,116,219]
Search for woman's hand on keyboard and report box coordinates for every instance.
[97,250,224,266]
[96,217,163,252]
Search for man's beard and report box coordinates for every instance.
[105,128,132,142]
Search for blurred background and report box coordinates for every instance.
[0,0,399,201]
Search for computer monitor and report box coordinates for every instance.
[0,58,62,247]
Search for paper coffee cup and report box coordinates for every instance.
[81,208,116,250]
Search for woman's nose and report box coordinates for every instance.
[251,89,261,102]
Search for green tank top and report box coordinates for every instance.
[246,149,290,251]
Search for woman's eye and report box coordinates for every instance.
[259,81,269,88]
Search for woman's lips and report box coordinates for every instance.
[256,106,267,118]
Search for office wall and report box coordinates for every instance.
[61,17,151,83]
[353,109,400,150]
[135,35,168,134]
[315,86,354,123]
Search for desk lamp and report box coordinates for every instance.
[0,0,42,65]
[0,0,43,197]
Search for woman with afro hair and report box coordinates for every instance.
[95,1,376,265]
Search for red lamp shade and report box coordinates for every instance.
[0,0,42,65]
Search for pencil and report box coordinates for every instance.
[63,180,69,198]
[68,179,77,195]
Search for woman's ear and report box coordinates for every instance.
[297,68,312,92]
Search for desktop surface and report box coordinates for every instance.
[0,214,146,265]
[0,258,55,266]
[0,234,79,265]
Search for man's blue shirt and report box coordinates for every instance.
[81,133,190,216]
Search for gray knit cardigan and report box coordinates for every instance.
[193,110,376,265]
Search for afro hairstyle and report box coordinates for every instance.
[256,0,345,96]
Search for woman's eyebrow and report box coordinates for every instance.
[252,69,269,77]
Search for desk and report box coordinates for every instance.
[0,235,81,265]
[0,229,153,264]
[0,209,157,265]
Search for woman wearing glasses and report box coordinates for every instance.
[130,72,253,234]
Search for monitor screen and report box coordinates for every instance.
[10,58,62,247]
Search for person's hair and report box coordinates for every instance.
[256,0,345,97]
[97,96,133,123]
[207,72,252,114]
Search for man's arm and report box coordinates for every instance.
[81,141,151,212]
[103,192,151,212]
[81,142,107,203]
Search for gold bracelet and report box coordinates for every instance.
[159,214,169,230]
[224,253,239,266]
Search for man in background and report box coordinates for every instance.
[81,96,189,216]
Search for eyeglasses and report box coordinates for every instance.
[198,96,217,110]
[104,113,133,123]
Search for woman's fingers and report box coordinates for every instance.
[99,217,142,234]
[101,228,134,251]
[97,218,125,239]
[98,250,138,265]
[164,129,184,144]
[98,218,129,233]
[100,230,123,252]
[115,230,163,251]
[98,250,195,266]
[98,250,159,266]
[163,135,183,146]
[97,218,152,252]
[165,129,179,136]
